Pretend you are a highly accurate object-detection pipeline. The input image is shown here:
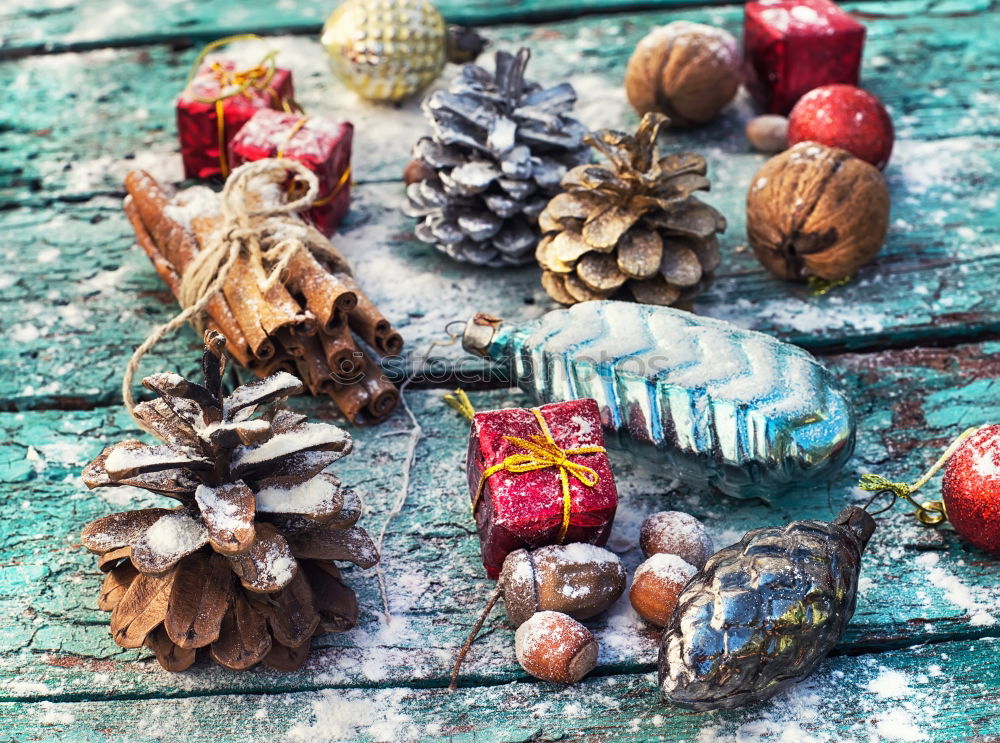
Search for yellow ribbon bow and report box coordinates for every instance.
[185,35,291,178]
[473,407,606,542]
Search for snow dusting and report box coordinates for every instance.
[140,512,208,560]
[915,552,996,627]
[634,552,697,586]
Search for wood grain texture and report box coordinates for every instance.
[1,0,994,57]
[2,637,998,742]
[0,0,727,57]
[2,3,1000,409]
[2,1,999,740]
[2,344,998,706]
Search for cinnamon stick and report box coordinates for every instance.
[248,353,297,378]
[124,197,251,367]
[325,351,399,425]
[292,336,337,396]
[327,380,371,426]
[318,326,362,382]
[285,250,357,334]
[336,274,404,357]
[123,174,251,364]
[358,351,400,423]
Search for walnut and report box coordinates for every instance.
[746,142,890,281]
[624,21,740,127]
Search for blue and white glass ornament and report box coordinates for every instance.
[462,301,855,498]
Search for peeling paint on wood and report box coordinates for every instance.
[2,1,999,741]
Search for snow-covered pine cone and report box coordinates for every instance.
[537,112,726,308]
[80,331,378,672]
[658,506,875,710]
[404,47,590,267]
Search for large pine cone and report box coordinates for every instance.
[80,331,378,672]
[659,506,875,710]
[403,47,590,267]
[537,112,726,308]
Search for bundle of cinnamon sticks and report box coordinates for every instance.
[123,169,402,425]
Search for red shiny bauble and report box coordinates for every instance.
[787,84,894,169]
[942,424,1000,555]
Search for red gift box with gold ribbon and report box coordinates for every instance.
[228,108,353,235]
[176,56,295,180]
[743,0,866,114]
[466,399,618,579]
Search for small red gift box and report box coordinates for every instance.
[228,109,353,235]
[466,399,618,579]
[177,59,295,180]
[744,0,865,114]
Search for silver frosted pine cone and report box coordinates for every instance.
[403,47,590,267]
[658,506,875,711]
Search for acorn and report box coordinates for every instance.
[499,543,627,627]
[629,553,698,627]
[514,611,598,684]
[449,542,624,689]
[639,511,714,570]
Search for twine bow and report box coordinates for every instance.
[473,407,606,542]
[122,158,348,429]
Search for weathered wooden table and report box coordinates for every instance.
[2,0,999,740]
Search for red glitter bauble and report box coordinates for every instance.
[942,424,1000,555]
[787,84,894,169]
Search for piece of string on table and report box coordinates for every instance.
[373,320,465,620]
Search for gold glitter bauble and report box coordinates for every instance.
[321,0,447,102]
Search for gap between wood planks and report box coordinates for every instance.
[6,332,1000,415]
[7,623,1000,705]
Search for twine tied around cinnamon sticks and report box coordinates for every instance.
[122,158,348,429]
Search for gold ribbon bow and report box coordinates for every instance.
[185,35,292,178]
[473,407,606,542]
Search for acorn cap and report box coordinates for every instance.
[500,543,626,627]
[498,549,540,627]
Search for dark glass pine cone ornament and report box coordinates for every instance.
[537,112,726,307]
[403,47,590,266]
[659,506,875,710]
[80,331,378,672]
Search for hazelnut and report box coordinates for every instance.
[499,543,626,627]
[403,158,435,186]
[624,21,740,127]
[629,553,697,627]
[514,611,598,683]
[746,114,789,153]
[639,511,714,570]
[746,142,890,281]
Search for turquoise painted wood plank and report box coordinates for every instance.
[3,637,998,742]
[0,0,729,57]
[2,343,999,702]
[1,0,993,57]
[3,3,998,199]
[2,4,999,409]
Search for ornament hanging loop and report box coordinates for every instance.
[858,426,980,526]
[859,482,948,525]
